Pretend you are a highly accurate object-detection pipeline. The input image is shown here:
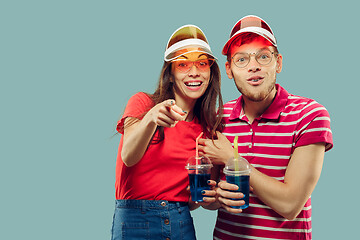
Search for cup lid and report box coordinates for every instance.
[223,156,251,175]
[185,155,212,169]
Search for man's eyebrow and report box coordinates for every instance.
[234,47,273,54]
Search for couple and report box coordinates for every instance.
[111,15,333,240]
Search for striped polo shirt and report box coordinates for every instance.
[213,84,333,240]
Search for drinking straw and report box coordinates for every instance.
[233,136,241,194]
[196,132,203,160]
[234,136,239,171]
[195,132,203,175]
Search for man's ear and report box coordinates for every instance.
[225,61,233,79]
[276,54,283,73]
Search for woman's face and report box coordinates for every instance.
[171,52,211,103]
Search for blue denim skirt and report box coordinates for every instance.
[111,199,196,240]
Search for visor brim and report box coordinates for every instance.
[165,46,217,62]
[222,29,277,55]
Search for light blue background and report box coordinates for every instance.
[1,0,358,239]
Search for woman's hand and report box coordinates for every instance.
[188,180,218,210]
[199,180,217,206]
[121,99,185,166]
[143,99,186,128]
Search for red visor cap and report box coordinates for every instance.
[222,15,277,55]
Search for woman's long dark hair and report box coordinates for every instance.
[146,60,224,144]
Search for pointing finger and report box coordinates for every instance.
[171,104,186,116]
[163,99,175,108]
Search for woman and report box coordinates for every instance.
[111,24,223,240]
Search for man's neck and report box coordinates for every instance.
[243,91,277,123]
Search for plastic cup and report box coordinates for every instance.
[185,155,212,203]
[223,157,251,209]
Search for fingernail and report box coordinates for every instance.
[170,100,174,105]
[201,190,206,194]
[183,110,187,114]
[207,180,211,184]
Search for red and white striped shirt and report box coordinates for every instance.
[213,84,333,240]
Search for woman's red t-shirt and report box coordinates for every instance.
[115,92,203,202]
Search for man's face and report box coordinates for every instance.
[225,38,283,103]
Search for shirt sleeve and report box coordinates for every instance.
[294,101,333,151]
[116,92,154,134]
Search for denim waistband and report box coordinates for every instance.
[115,199,188,209]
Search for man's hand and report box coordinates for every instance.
[198,131,233,165]
[216,181,245,214]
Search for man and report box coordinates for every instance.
[199,15,333,239]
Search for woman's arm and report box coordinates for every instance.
[121,99,185,167]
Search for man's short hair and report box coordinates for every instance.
[226,33,279,63]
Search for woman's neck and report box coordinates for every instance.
[174,96,196,122]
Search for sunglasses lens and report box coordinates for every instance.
[175,60,191,72]
[196,59,214,71]
[174,59,214,72]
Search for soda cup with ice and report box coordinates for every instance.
[223,156,251,209]
[185,155,212,203]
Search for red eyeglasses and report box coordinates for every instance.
[172,59,215,73]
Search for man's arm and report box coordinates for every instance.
[250,143,325,220]
[199,132,326,219]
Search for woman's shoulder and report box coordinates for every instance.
[128,92,152,102]
[125,92,154,108]
[116,93,154,134]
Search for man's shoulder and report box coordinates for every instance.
[283,92,329,118]
[289,92,323,105]
[287,93,314,106]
